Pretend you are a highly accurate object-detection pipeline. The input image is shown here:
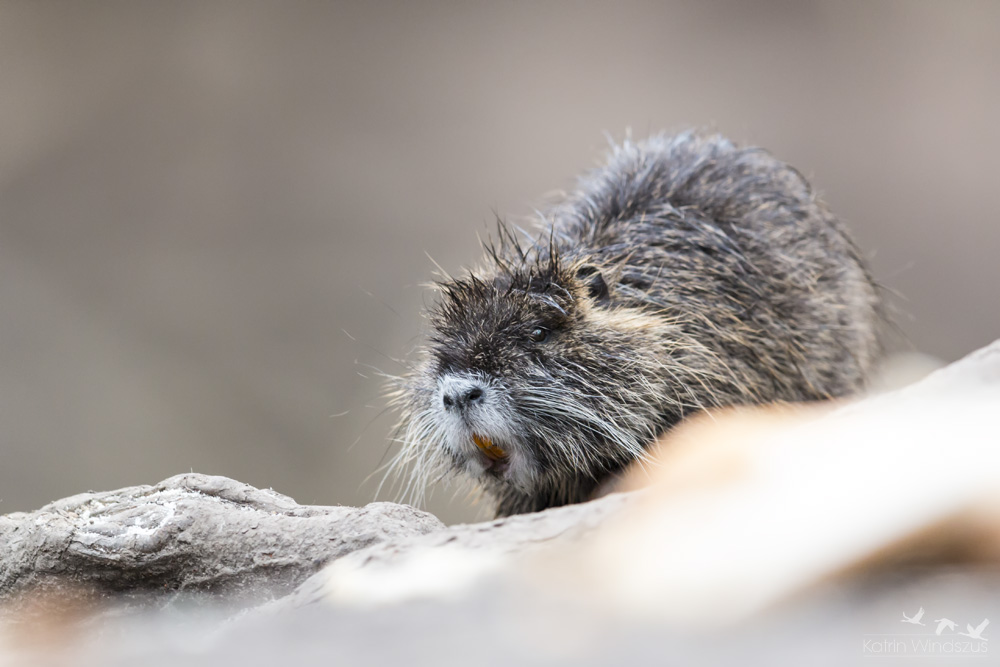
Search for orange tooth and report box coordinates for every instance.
[472,433,507,461]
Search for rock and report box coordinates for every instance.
[280,488,637,609]
[0,473,443,607]
[299,338,1000,625]
[4,340,1000,666]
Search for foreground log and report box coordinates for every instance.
[0,473,443,605]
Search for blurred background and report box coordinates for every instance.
[0,0,997,525]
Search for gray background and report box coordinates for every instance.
[1,1,997,525]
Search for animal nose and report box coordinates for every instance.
[442,384,486,412]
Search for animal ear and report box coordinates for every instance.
[575,265,609,304]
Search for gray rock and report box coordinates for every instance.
[279,487,637,609]
[4,340,1000,667]
[0,473,443,606]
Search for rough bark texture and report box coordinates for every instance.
[0,473,443,605]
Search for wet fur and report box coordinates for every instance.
[387,132,883,517]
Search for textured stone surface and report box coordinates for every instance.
[280,488,637,610]
[0,473,443,606]
[3,340,1000,666]
[62,568,1000,667]
[286,340,1000,617]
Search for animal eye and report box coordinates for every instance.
[527,327,549,343]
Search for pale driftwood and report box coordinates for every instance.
[0,473,443,605]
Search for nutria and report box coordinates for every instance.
[387,132,883,517]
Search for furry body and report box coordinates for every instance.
[390,133,882,517]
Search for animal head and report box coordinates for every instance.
[386,236,672,513]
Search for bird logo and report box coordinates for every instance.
[959,619,989,641]
[933,618,957,635]
[901,607,926,626]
